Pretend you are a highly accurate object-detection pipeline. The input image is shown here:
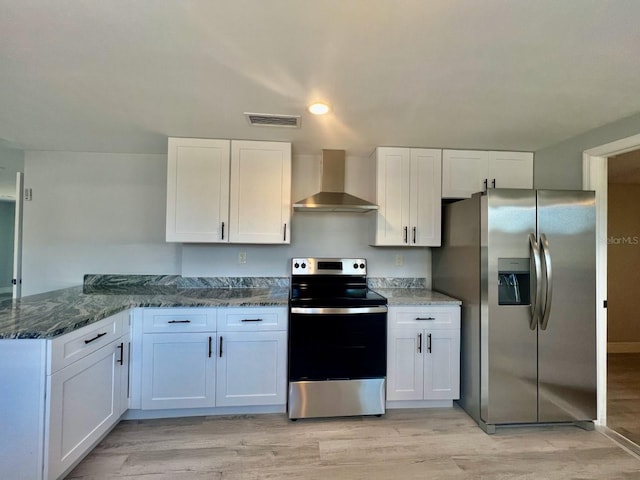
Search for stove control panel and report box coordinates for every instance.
[291,257,367,275]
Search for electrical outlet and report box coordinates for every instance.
[238,252,247,264]
[395,254,404,266]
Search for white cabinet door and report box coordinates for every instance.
[410,148,442,246]
[229,140,291,244]
[46,340,123,480]
[488,151,533,190]
[442,149,534,198]
[423,329,460,400]
[372,147,441,246]
[442,149,488,199]
[216,331,287,407]
[386,327,423,401]
[373,147,411,246]
[141,333,216,409]
[166,137,230,243]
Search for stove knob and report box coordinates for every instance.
[294,263,300,269]
[360,263,365,269]
[353,263,359,269]
[301,263,307,269]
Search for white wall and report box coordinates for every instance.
[22,150,431,295]
[22,152,181,295]
[535,111,640,189]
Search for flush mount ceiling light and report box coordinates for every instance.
[308,102,330,115]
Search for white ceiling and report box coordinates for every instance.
[2,0,640,157]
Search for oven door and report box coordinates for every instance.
[288,306,387,419]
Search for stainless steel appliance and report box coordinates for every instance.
[432,189,596,433]
[288,257,388,419]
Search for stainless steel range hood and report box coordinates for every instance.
[293,150,378,212]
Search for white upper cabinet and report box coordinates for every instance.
[487,150,534,190]
[229,141,292,244]
[166,138,291,244]
[166,138,230,243]
[442,149,533,198]
[371,147,442,247]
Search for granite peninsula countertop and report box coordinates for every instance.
[0,285,289,340]
[0,275,460,340]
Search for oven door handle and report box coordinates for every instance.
[290,306,388,315]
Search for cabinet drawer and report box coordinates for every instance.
[142,308,217,333]
[389,306,460,330]
[48,311,126,374]
[218,307,287,331]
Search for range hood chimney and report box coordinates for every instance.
[293,150,378,213]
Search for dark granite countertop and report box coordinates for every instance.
[0,285,289,340]
[0,275,461,340]
[376,288,462,306]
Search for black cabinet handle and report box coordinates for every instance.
[484,178,488,192]
[84,332,107,344]
[404,226,408,244]
[284,223,287,242]
[418,333,422,353]
[241,318,263,322]
[168,320,191,324]
[219,336,223,358]
[221,221,225,240]
[427,333,432,353]
[117,342,124,365]
[492,178,496,189]
[415,317,436,321]
[412,226,417,244]
[208,336,212,358]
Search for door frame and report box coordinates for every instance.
[583,132,640,426]
[12,172,23,299]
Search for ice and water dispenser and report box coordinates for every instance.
[497,258,530,306]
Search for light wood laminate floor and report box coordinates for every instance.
[67,406,640,479]
[608,352,640,446]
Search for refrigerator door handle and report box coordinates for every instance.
[539,233,553,330]
[529,233,542,330]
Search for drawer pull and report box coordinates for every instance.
[415,317,436,321]
[241,318,263,322]
[168,320,191,324]
[219,336,223,358]
[84,332,107,344]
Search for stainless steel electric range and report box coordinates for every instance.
[287,257,388,419]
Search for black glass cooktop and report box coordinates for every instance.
[290,286,387,307]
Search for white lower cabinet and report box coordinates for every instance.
[216,330,287,406]
[42,311,130,480]
[387,306,460,404]
[216,307,288,407]
[46,339,125,480]
[135,306,288,412]
[141,332,216,409]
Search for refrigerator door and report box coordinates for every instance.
[482,189,538,425]
[537,190,596,422]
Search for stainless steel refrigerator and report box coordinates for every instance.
[433,189,596,433]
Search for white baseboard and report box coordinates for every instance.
[608,342,640,353]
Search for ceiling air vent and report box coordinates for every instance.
[244,112,301,128]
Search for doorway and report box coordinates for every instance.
[604,150,640,445]
[584,133,640,452]
[0,145,24,301]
